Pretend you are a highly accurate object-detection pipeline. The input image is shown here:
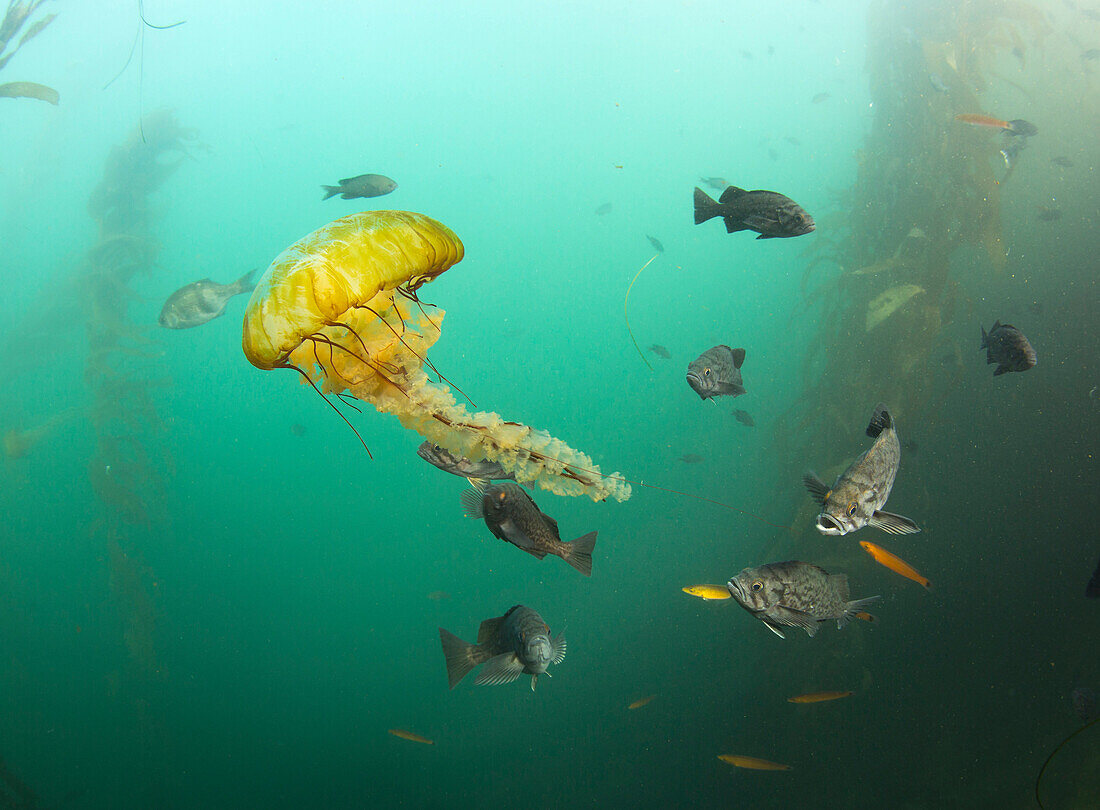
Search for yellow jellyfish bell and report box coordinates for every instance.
[242,210,630,502]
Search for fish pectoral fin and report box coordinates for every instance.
[802,473,831,505]
[993,365,1010,376]
[552,632,567,665]
[717,382,747,397]
[775,606,820,637]
[459,487,485,519]
[754,233,777,240]
[870,510,921,535]
[474,653,525,686]
[761,620,787,639]
[499,521,545,555]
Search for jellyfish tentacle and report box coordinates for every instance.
[285,362,372,458]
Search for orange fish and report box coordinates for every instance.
[954,113,1011,130]
[682,584,731,600]
[854,611,875,623]
[718,754,792,771]
[628,694,657,710]
[788,691,854,704]
[859,541,932,589]
[388,728,434,745]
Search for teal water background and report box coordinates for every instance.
[1,1,1098,807]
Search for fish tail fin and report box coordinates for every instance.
[866,403,891,438]
[233,267,258,295]
[693,187,721,224]
[563,531,597,576]
[322,185,341,200]
[839,595,881,628]
[438,628,479,689]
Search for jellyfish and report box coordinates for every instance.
[3,407,81,459]
[242,210,630,502]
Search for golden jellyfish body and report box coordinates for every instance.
[242,210,630,502]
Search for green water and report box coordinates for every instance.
[1,0,1098,807]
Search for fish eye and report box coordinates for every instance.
[751,580,763,592]
[498,491,507,501]
[847,502,857,516]
[704,368,712,376]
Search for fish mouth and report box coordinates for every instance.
[725,579,742,599]
[814,514,846,536]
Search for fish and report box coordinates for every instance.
[726,561,879,639]
[1006,119,1038,137]
[732,409,755,427]
[438,604,565,691]
[788,691,853,704]
[426,590,450,601]
[980,321,1036,376]
[321,173,397,201]
[158,269,257,329]
[718,755,792,771]
[768,148,778,161]
[648,344,671,360]
[1037,206,1061,222]
[682,584,732,600]
[699,176,729,190]
[1087,556,1100,598]
[460,482,596,576]
[811,92,831,103]
[1072,687,1097,723]
[784,136,802,146]
[628,695,657,710]
[686,345,747,400]
[678,454,704,464]
[595,202,613,216]
[0,80,59,105]
[954,113,1012,130]
[803,404,920,536]
[928,73,949,93]
[859,541,931,589]
[1051,156,1074,167]
[646,234,665,253]
[417,441,515,483]
[854,611,875,623]
[1084,48,1100,60]
[693,186,815,240]
[388,728,434,745]
[290,423,307,437]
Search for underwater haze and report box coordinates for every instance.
[1,0,1098,807]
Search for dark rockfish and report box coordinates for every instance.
[686,345,746,400]
[461,483,597,576]
[1072,687,1097,723]
[416,441,514,483]
[1088,556,1100,599]
[699,176,729,190]
[732,409,755,427]
[648,344,671,360]
[158,269,256,329]
[980,321,1036,376]
[646,235,665,253]
[321,173,397,200]
[803,403,920,536]
[726,561,879,639]
[439,604,566,691]
[694,186,814,239]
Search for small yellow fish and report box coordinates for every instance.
[628,694,657,710]
[682,584,731,600]
[388,728,434,745]
[718,754,792,771]
[788,691,854,704]
[860,541,932,589]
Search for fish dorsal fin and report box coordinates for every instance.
[541,513,560,536]
[719,185,747,203]
[731,347,746,369]
[338,176,362,185]
[459,486,485,519]
[802,473,831,505]
[476,616,506,645]
[552,632,567,665]
[866,403,891,438]
[474,652,525,686]
[869,510,921,535]
[992,320,1002,330]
